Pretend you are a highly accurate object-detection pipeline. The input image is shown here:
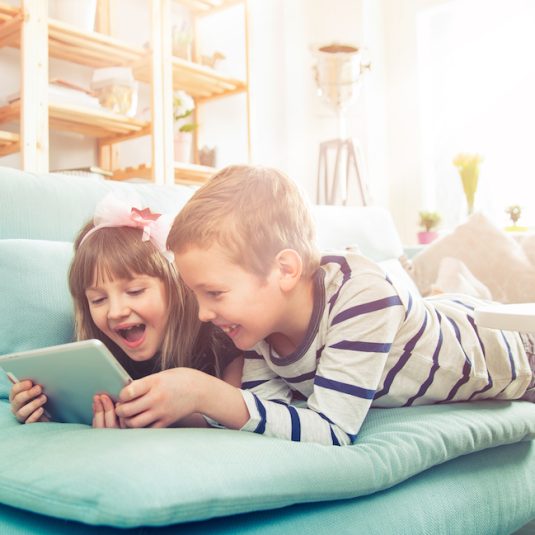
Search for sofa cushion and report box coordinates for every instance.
[0,240,74,356]
[0,381,533,529]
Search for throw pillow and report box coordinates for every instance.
[515,233,535,267]
[411,213,535,303]
[0,240,74,356]
[430,257,492,299]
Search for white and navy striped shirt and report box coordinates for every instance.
[237,252,532,446]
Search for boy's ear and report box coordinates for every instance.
[275,249,303,291]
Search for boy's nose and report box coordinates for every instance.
[198,304,216,323]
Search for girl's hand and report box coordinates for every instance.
[8,379,49,424]
[92,394,125,428]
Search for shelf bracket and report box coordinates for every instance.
[150,0,174,185]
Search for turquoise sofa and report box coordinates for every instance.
[1,166,534,534]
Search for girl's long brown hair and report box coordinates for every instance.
[68,221,221,375]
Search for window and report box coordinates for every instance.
[417,0,535,228]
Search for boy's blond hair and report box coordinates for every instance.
[168,165,321,278]
[68,222,222,376]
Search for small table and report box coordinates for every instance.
[474,303,535,332]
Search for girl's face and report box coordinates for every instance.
[85,272,168,362]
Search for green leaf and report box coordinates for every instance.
[179,123,198,133]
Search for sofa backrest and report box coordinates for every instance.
[0,166,403,261]
[312,204,404,261]
[0,167,194,242]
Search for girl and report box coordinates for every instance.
[9,193,242,428]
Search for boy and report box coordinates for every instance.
[160,165,533,446]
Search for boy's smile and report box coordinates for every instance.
[175,245,290,351]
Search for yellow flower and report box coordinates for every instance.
[453,153,483,215]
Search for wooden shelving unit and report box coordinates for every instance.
[0,4,21,158]
[0,0,250,186]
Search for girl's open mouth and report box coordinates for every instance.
[116,324,146,348]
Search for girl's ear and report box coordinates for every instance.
[275,249,303,292]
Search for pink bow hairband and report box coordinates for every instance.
[79,193,174,260]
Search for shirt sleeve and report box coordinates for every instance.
[203,350,293,430]
[239,276,406,445]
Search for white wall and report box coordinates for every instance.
[247,0,372,202]
[380,0,453,243]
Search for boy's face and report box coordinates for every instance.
[175,245,285,350]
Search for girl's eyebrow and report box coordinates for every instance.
[85,287,103,293]
[86,276,151,292]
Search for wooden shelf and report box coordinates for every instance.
[0,100,148,138]
[173,161,216,184]
[133,55,246,101]
[0,3,18,21]
[0,129,19,156]
[47,18,145,68]
[0,4,144,69]
[174,0,244,16]
[0,3,22,47]
[111,162,216,185]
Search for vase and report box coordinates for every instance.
[174,132,192,163]
[417,230,438,245]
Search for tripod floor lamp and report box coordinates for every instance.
[313,43,371,206]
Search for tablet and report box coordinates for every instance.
[0,339,132,425]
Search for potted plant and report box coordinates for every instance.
[505,204,528,232]
[417,211,441,244]
[173,90,197,162]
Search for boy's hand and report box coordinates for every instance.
[9,379,49,424]
[115,368,250,430]
[115,368,200,428]
[92,394,126,428]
